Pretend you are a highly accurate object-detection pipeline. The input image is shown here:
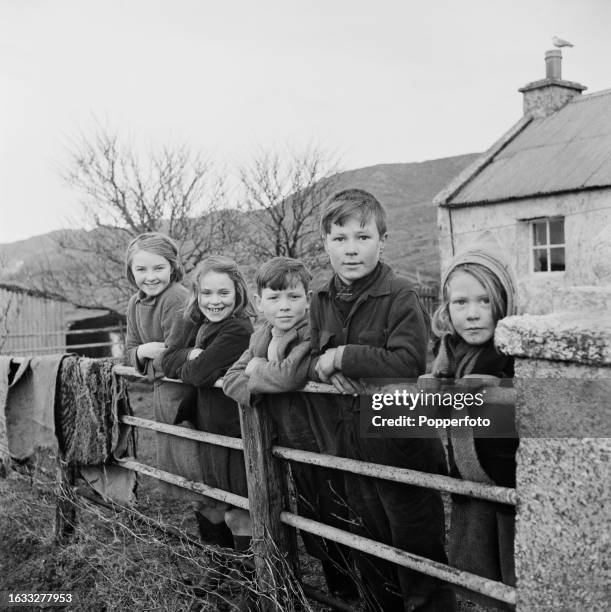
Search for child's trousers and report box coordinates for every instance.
[336,400,454,611]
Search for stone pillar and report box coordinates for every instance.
[496,291,611,611]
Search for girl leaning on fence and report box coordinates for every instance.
[124,232,196,498]
[161,256,255,554]
[429,233,518,608]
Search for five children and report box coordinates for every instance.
[124,190,518,611]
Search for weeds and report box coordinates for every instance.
[1,456,317,612]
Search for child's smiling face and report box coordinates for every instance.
[131,250,172,297]
[448,270,495,345]
[198,271,236,323]
[323,215,386,285]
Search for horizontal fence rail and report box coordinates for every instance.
[116,366,516,506]
[119,414,515,506]
[280,513,515,606]
[6,326,124,339]
[9,341,121,354]
[120,459,249,511]
[112,365,517,608]
[115,450,515,605]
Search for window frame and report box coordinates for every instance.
[529,216,565,274]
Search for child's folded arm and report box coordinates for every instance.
[180,326,249,387]
[152,292,195,374]
[222,347,254,406]
[246,341,311,394]
[340,288,428,379]
[160,324,198,379]
[161,346,193,379]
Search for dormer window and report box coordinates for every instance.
[531,217,565,272]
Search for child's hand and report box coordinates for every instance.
[315,348,337,381]
[329,372,362,395]
[137,342,166,360]
[245,357,267,377]
[187,348,203,361]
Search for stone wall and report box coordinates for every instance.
[495,289,610,611]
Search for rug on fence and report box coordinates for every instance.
[57,357,132,463]
[3,355,64,460]
[58,357,137,506]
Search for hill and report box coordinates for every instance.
[0,153,480,305]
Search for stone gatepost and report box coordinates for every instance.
[496,287,611,611]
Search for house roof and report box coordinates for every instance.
[0,282,120,320]
[0,281,67,303]
[436,88,611,207]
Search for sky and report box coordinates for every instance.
[1,0,610,243]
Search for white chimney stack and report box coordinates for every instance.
[519,50,586,118]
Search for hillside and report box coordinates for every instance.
[0,153,479,303]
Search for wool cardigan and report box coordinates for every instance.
[125,282,193,378]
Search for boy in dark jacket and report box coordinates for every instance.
[223,257,358,600]
[309,189,453,611]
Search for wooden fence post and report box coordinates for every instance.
[55,456,76,544]
[239,403,300,611]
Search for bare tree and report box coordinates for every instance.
[28,126,236,309]
[237,145,341,269]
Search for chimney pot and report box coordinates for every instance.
[518,49,586,118]
[545,49,562,79]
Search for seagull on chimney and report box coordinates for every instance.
[552,36,574,48]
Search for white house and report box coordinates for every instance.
[435,50,611,314]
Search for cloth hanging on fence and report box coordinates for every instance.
[4,354,64,460]
[80,464,136,507]
[57,357,132,464]
[57,357,136,506]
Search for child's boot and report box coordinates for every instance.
[194,511,234,548]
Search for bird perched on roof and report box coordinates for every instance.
[552,36,574,48]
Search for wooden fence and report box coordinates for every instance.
[91,365,517,611]
[4,326,125,356]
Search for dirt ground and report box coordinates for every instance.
[0,381,491,611]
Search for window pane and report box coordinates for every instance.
[549,218,564,244]
[533,248,548,272]
[550,247,565,271]
[533,220,547,246]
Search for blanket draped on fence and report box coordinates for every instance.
[2,354,65,460]
[0,355,136,506]
[57,356,136,506]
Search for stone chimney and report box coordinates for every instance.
[518,50,586,118]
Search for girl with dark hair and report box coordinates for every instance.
[162,256,255,551]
